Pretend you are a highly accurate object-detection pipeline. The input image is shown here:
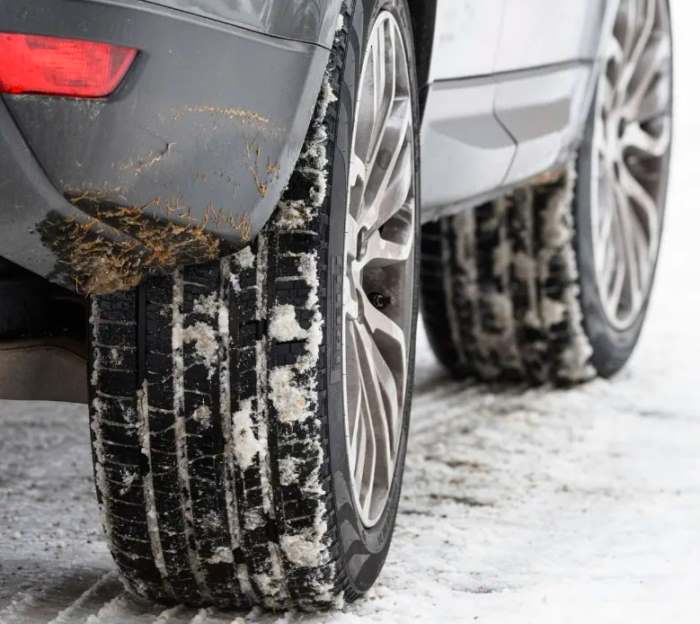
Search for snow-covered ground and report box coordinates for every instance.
[2,5,700,623]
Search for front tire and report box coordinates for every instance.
[88,0,420,610]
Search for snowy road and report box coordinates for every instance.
[2,5,700,623]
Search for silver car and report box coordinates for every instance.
[0,0,672,610]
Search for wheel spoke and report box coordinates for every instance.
[360,292,406,402]
[362,100,411,229]
[349,152,367,190]
[375,140,413,226]
[358,323,400,446]
[612,180,643,310]
[594,185,616,276]
[352,321,395,496]
[620,117,671,157]
[615,0,641,62]
[618,158,661,249]
[624,33,671,119]
[362,224,414,268]
[346,323,363,477]
[624,0,657,80]
[353,400,368,497]
[369,22,392,160]
[359,382,377,516]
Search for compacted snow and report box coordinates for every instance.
[2,6,700,623]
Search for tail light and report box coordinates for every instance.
[0,33,137,98]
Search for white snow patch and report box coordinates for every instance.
[230,273,241,293]
[276,200,308,230]
[244,510,264,531]
[280,533,324,568]
[232,399,260,470]
[298,253,319,305]
[83,595,136,623]
[182,322,218,370]
[234,246,255,270]
[268,253,324,373]
[109,348,123,367]
[278,457,301,487]
[119,469,137,496]
[268,367,310,424]
[193,293,218,318]
[189,608,211,624]
[269,304,306,343]
[542,297,567,327]
[192,404,212,429]
[207,546,234,565]
[151,605,184,623]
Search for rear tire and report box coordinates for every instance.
[88,0,420,610]
[421,169,596,385]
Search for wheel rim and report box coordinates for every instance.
[342,12,415,528]
[591,0,672,330]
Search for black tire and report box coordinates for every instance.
[88,0,420,610]
[421,168,596,386]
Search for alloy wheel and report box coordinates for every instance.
[342,11,416,527]
[591,0,672,330]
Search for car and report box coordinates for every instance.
[0,0,672,611]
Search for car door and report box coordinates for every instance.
[421,0,514,218]
[429,0,506,81]
[494,0,607,73]
[493,0,610,185]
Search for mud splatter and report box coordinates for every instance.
[246,144,280,198]
[37,199,224,296]
[180,106,270,127]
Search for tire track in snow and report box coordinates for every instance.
[45,573,120,624]
[0,571,121,624]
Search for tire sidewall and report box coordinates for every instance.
[325,0,420,596]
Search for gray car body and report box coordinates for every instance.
[0,0,615,291]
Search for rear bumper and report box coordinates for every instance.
[0,0,331,293]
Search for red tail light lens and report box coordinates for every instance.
[0,33,137,98]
